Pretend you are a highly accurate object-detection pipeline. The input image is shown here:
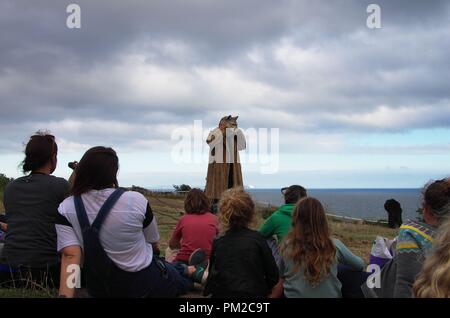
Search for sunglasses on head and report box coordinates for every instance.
[31,134,57,154]
[31,134,55,140]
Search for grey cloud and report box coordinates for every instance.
[1,0,450,154]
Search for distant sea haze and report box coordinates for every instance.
[247,188,422,221]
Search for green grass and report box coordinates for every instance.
[329,221,397,262]
[0,288,56,298]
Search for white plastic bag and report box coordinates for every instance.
[369,236,397,268]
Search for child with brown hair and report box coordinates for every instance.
[203,188,279,297]
[168,188,218,264]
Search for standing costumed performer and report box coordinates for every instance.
[205,116,246,210]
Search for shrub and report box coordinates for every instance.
[173,184,192,192]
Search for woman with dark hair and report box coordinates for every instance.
[274,197,365,298]
[56,147,204,298]
[168,189,218,264]
[2,131,70,288]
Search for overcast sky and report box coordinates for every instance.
[1,0,449,188]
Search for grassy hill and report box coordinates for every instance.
[0,191,398,297]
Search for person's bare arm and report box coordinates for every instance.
[152,242,162,256]
[268,279,284,298]
[168,236,181,250]
[59,245,82,298]
[67,161,78,188]
[0,222,7,232]
[168,220,182,250]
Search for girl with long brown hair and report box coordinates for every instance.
[278,197,364,298]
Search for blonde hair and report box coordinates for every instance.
[218,188,255,231]
[413,217,450,298]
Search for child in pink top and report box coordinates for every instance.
[169,189,219,263]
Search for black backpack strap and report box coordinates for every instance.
[91,188,126,232]
[74,188,126,234]
[74,195,91,233]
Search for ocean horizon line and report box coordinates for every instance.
[141,186,421,191]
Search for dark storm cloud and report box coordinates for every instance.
[0,0,450,153]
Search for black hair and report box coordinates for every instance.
[423,178,450,220]
[71,146,119,196]
[21,131,57,173]
[384,199,403,228]
[282,185,307,204]
[384,199,402,213]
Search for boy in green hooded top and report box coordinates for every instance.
[259,185,307,243]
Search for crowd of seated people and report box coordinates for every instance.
[0,131,449,298]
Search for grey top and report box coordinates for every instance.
[3,174,69,267]
[281,239,365,298]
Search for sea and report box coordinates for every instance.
[246,188,422,221]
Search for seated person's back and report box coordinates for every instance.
[169,189,218,263]
[3,133,69,268]
[204,189,279,298]
[207,227,278,297]
[57,188,158,272]
[363,178,450,298]
[56,146,196,298]
[259,185,307,243]
[280,197,365,298]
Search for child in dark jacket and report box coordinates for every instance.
[204,188,279,298]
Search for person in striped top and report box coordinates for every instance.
[389,178,449,298]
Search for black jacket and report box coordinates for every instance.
[204,227,279,298]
